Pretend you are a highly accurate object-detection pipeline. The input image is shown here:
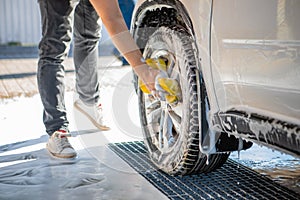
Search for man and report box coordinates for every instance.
[38,0,156,159]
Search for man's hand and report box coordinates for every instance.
[136,58,182,104]
[134,63,159,93]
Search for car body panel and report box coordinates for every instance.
[210,0,300,125]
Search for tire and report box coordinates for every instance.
[138,26,229,175]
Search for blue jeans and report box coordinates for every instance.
[119,0,135,29]
[113,0,135,64]
[37,0,101,135]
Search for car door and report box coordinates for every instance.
[210,0,300,125]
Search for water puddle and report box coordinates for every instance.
[230,143,300,194]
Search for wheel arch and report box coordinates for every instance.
[131,0,195,53]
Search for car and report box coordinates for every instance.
[130,0,300,175]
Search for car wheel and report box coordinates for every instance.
[138,26,229,175]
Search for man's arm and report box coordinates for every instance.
[89,0,158,91]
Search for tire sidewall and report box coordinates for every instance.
[139,27,199,174]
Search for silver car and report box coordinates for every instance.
[131,0,300,175]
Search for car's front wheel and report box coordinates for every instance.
[138,26,229,175]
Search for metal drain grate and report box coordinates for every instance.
[108,141,300,200]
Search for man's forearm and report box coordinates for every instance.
[89,0,144,69]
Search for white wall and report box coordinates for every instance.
[0,0,42,45]
[0,0,111,46]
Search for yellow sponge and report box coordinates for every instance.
[157,77,181,103]
[139,58,181,104]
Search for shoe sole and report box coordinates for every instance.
[74,102,111,131]
[46,144,77,159]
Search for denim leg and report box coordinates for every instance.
[118,0,135,29]
[113,0,135,64]
[73,0,101,105]
[37,0,75,135]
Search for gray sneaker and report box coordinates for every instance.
[46,130,77,158]
[74,99,110,131]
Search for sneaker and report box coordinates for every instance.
[74,99,110,131]
[46,130,77,158]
